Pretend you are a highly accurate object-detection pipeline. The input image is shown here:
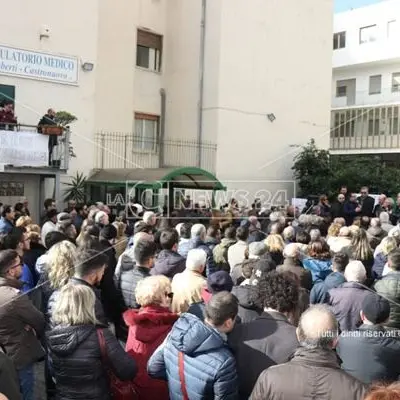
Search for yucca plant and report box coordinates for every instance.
[63,172,87,203]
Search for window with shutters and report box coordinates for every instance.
[369,75,382,95]
[136,30,163,72]
[133,113,159,151]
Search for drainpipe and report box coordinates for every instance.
[197,0,207,168]
[159,88,166,168]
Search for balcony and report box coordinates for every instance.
[94,132,217,173]
[0,123,70,171]
[332,87,400,109]
[330,105,400,152]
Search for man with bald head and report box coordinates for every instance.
[250,305,367,400]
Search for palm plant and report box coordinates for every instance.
[63,172,87,203]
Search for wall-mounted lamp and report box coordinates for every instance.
[267,113,276,122]
[81,62,94,72]
[40,25,51,40]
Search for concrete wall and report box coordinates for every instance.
[333,62,400,108]
[211,0,333,201]
[333,0,400,68]
[0,0,99,176]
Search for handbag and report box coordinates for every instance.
[97,328,137,400]
[178,352,189,400]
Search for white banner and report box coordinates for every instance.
[0,45,78,85]
[0,130,48,167]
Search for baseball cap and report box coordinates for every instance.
[207,271,234,294]
[362,295,390,324]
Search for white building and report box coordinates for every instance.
[331,0,400,159]
[0,0,333,218]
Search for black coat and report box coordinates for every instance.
[99,241,126,326]
[231,285,262,323]
[357,195,375,217]
[0,348,21,400]
[228,311,299,399]
[337,324,400,384]
[151,249,186,279]
[23,242,46,286]
[46,325,137,400]
[331,202,345,219]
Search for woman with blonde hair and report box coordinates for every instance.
[265,233,285,265]
[37,240,77,316]
[113,220,127,259]
[15,215,32,228]
[373,236,398,279]
[350,228,374,285]
[123,275,178,399]
[47,284,137,400]
[364,382,400,400]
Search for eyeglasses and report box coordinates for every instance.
[165,292,174,299]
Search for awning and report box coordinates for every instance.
[86,167,226,190]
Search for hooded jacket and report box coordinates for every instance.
[46,325,137,400]
[231,285,262,324]
[250,348,367,400]
[147,313,238,400]
[123,305,178,399]
[152,249,186,279]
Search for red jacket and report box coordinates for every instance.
[123,305,178,399]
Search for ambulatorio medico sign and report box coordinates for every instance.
[0,45,78,85]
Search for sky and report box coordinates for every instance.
[335,0,382,13]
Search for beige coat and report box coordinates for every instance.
[171,270,207,314]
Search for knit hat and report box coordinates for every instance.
[362,295,390,324]
[249,242,267,258]
[207,271,234,294]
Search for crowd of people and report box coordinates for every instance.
[1,187,400,399]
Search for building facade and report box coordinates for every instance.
[0,0,333,216]
[331,0,400,160]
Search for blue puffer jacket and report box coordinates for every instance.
[147,313,238,400]
[302,258,332,284]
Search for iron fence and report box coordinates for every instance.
[94,132,217,172]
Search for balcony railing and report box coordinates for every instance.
[0,123,70,170]
[94,132,217,172]
[332,87,400,109]
[330,105,400,151]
